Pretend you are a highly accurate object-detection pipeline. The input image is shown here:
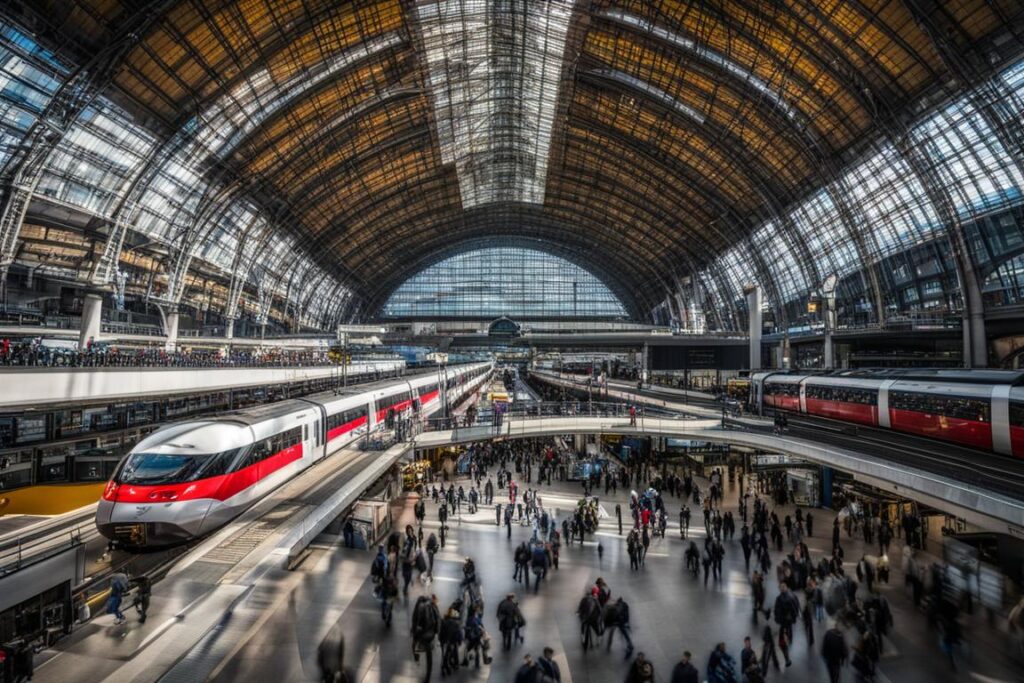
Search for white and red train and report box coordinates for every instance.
[96,362,491,547]
[750,369,1024,457]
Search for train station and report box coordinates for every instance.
[1,1,1024,681]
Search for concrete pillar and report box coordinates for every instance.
[78,293,103,350]
[745,285,762,370]
[165,311,180,352]
[640,343,649,382]
[225,318,235,340]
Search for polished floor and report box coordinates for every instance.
[190,471,1020,683]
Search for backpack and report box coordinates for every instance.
[415,549,427,573]
[371,554,386,579]
[413,597,438,639]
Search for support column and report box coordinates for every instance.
[745,285,762,370]
[164,311,180,352]
[78,293,103,350]
[225,318,235,340]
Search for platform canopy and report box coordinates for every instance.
[3,0,1024,322]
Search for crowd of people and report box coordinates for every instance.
[0,337,338,368]
[338,433,1004,683]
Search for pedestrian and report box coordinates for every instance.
[773,583,799,654]
[822,621,849,683]
[462,606,488,669]
[106,571,129,625]
[412,594,441,681]
[670,650,699,683]
[751,571,768,624]
[497,593,525,651]
[515,654,539,683]
[706,642,737,683]
[538,646,562,681]
[625,651,654,682]
[131,575,151,624]
[426,533,438,578]
[605,597,634,658]
[740,636,758,676]
[439,606,463,676]
[760,625,781,674]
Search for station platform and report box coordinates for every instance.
[0,360,405,409]
[32,466,1021,682]
[30,440,411,683]
[411,414,1024,536]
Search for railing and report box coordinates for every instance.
[0,512,96,578]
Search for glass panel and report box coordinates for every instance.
[382,246,628,318]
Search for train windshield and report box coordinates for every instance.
[117,448,244,485]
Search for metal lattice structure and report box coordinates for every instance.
[0,1,1022,337]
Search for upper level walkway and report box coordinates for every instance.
[412,411,1024,537]
[0,359,405,409]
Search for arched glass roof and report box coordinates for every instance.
[1,0,1023,330]
[381,247,628,319]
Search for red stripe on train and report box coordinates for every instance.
[889,409,992,451]
[805,399,877,426]
[327,415,367,441]
[104,443,304,504]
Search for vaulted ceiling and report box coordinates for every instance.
[23,0,1024,318]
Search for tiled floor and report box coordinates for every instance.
[206,469,1023,683]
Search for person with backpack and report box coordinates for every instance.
[106,572,129,625]
[411,594,441,682]
[439,606,463,676]
[461,606,490,669]
[530,543,549,593]
[496,593,525,650]
[605,597,634,658]
[371,544,387,584]
[425,533,438,579]
[401,525,418,595]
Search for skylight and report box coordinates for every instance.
[414,0,576,207]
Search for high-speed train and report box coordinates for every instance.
[750,369,1024,457]
[96,362,491,547]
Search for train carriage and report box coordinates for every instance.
[750,368,1024,459]
[96,362,492,547]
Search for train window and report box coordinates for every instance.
[890,391,990,422]
[303,425,308,441]
[764,382,800,397]
[1010,401,1024,428]
[805,385,877,405]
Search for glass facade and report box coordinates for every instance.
[381,247,628,318]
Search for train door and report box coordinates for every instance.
[312,405,328,461]
[877,380,896,428]
[798,380,808,414]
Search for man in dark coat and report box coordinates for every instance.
[670,651,699,683]
[497,593,524,650]
[537,646,562,682]
[822,622,849,683]
[411,594,441,682]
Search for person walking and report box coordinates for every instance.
[462,606,488,669]
[412,594,441,682]
[760,625,782,675]
[773,583,800,654]
[106,572,129,625]
[497,593,525,651]
[751,571,769,624]
[706,642,737,683]
[822,621,849,683]
[425,533,438,579]
[625,651,654,682]
[439,606,463,676]
[538,646,562,681]
[670,650,699,683]
[131,575,151,624]
[605,597,634,658]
